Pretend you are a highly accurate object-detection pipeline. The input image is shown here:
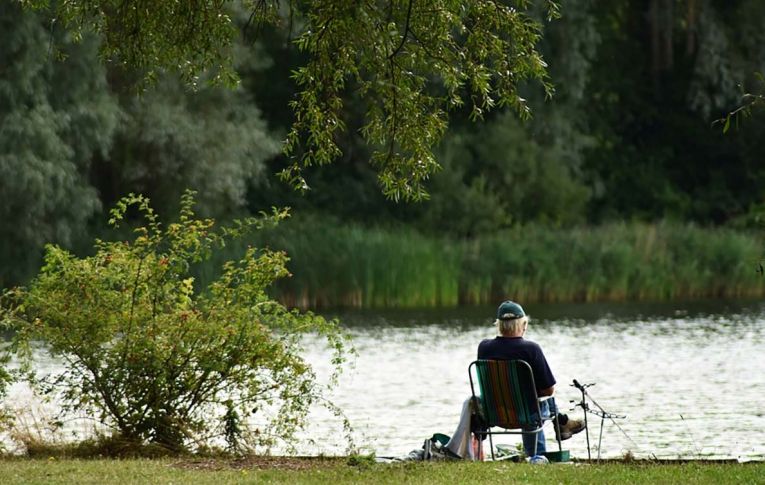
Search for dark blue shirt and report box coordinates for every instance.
[477,337,556,391]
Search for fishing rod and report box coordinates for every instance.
[571,379,633,462]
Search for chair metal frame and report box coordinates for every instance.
[468,359,563,460]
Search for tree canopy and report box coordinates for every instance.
[20,0,560,201]
[5,0,765,288]
[0,3,117,286]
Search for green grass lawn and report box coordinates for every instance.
[0,458,763,485]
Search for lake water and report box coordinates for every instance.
[4,300,765,460]
[293,300,765,460]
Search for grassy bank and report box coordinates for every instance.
[0,458,763,484]
[199,220,765,308]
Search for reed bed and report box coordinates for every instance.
[206,219,765,308]
[250,219,462,308]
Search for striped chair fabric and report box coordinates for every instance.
[471,359,542,429]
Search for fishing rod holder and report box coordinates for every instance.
[570,379,626,462]
[588,408,626,420]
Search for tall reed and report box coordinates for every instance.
[199,218,765,308]
[462,222,765,304]
[250,217,462,308]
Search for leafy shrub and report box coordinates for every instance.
[1,192,348,451]
[0,350,10,436]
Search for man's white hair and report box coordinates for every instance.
[496,315,528,336]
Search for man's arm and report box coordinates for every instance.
[538,385,555,397]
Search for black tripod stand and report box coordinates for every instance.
[571,379,627,462]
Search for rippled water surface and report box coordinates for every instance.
[5,300,764,460]
[295,300,765,460]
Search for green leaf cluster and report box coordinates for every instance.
[1,192,348,452]
[21,0,559,201]
[19,0,240,88]
[717,73,765,134]
[283,0,558,201]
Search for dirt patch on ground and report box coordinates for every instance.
[172,455,346,472]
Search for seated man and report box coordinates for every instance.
[478,300,584,457]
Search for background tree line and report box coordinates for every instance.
[2,0,765,293]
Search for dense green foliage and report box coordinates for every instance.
[3,1,765,304]
[578,0,765,225]
[22,0,559,201]
[0,458,763,485]
[242,219,765,307]
[107,75,279,216]
[0,3,278,288]
[0,2,117,286]
[247,0,765,234]
[1,193,347,451]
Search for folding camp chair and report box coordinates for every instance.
[469,359,563,460]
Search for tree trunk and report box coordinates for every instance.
[648,0,675,93]
[686,0,698,56]
[661,0,674,70]
[650,0,661,90]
